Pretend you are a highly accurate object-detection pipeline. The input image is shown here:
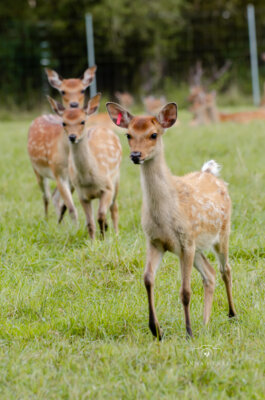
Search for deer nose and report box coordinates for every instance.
[69,134,77,143]
[130,151,141,164]
[70,102,79,108]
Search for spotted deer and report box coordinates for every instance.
[28,66,97,221]
[48,94,122,238]
[189,86,265,125]
[115,91,134,109]
[143,95,167,115]
[219,108,265,123]
[189,87,220,126]
[106,101,236,339]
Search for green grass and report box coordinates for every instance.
[0,110,265,399]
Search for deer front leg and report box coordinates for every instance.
[55,185,75,223]
[55,177,78,223]
[97,189,113,238]
[144,242,164,340]
[80,199,95,239]
[179,244,195,338]
[110,182,119,233]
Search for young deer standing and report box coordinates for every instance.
[28,66,97,221]
[48,94,122,238]
[107,101,236,339]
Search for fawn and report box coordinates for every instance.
[189,86,265,125]
[28,66,97,221]
[115,92,134,109]
[143,95,167,115]
[219,108,265,123]
[106,101,236,339]
[189,86,220,126]
[48,94,122,238]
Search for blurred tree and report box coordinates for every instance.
[1,0,265,107]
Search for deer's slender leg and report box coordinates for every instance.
[34,169,50,218]
[144,242,164,340]
[179,244,195,338]
[56,185,75,223]
[55,177,77,223]
[214,238,236,318]
[80,199,95,239]
[110,182,119,233]
[194,252,216,325]
[97,189,113,238]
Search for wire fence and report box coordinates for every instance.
[1,7,265,109]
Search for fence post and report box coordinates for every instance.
[247,4,260,106]
[85,13,97,98]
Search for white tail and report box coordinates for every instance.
[201,160,221,176]
[107,101,236,339]
[49,94,122,238]
[28,66,97,221]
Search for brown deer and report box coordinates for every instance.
[143,95,167,115]
[28,66,97,221]
[189,87,220,126]
[189,87,265,125]
[48,94,122,238]
[106,101,236,339]
[188,60,232,125]
[219,108,265,123]
[115,91,134,109]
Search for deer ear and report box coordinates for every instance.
[47,96,65,116]
[106,102,133,128]
[45,68,63,89]
[156,103,178,128]
[85,93,101,116]
[82,65,97,88]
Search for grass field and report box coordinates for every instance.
[0,109,265,399]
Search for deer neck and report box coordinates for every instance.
[69,129,97,177]
[140,144,177,210]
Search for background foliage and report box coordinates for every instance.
[1,0,265,108]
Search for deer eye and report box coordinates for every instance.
[61,90,66,95]
[62,122,66,127]
[81,89,85,94]
[80,120,85,125]
[150,133,157,139]
[126,133,132,140]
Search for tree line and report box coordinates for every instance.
[0,0,265,108]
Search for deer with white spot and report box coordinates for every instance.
[48,94,122,238]
[106,101,236,339]
[27,66,97,221]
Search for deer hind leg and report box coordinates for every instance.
[179,244,195,338]
[80,199,95,239]
[144,242,164,340]
[194,252,216,325]
[97,189,113,238]
[214,236,236,318]
[55,177,78,223]
[110,182,119,233]
[34,169,50,218]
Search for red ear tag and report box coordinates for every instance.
[116,113,122,125]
